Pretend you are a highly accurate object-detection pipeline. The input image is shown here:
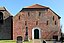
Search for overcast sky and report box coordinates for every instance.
[0,0,64,33]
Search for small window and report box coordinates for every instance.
[28,12,30,16]
[26,27,28,32]
[53,16,54,20]
[36,21,38,25]
[55,21,57,25]
[39,12,41,16]
[26,27,28,35]
[19,16,20,20]
[25,21,27,25]
[47,21,48,25]
[53,35,58,41]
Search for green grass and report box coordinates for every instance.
[0,40,32,43]
[0,40,16,43]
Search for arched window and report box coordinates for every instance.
[28,12,30,16]
[47,20,48,25]
[25,27,28,36]
[36,21,38,25]
[55,21,57,25]
[25,21,27,25]
[0,12,3,24]
[53,16,54,20]
[39,12,41,16]
[26,27,28,32]
[19,16,20,20]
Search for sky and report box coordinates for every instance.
[0,0,64,33]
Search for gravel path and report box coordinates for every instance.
[32,39,62,43]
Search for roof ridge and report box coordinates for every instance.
[24,4,48,8]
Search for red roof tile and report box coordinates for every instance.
[25,4,48,8]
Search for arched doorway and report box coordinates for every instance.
[34,29,39,39]
[32,27,41,39]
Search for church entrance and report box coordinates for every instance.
[34,29,39,39]
[32,27,41,39]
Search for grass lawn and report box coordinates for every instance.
[0,40,16,43]
[0,40,32,43]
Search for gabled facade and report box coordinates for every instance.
[13,4,61,40]
[0,7,13,40]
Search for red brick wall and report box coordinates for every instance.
[13,8,61,40]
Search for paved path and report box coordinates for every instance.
[32,39,42,43]
[32,39,62,43]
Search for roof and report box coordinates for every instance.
[21,4,49,11]
[16,4,61,19]
[24,4,48,8]
[0,7,6,10]
[0,7,13,16]
[49,8,61,19]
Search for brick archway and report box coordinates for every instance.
[32,27,41,40]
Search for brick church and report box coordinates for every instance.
[0,4,61,40]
